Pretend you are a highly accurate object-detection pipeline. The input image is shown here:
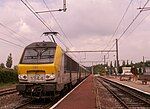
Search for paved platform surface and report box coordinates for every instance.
[54,75,96,109]
[105,76,150,94]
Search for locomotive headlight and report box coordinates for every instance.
[18,74,28,81]
[45,74,55,80]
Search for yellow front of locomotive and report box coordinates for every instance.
[16,42,63,98]
[18,64,56,83]
[17,46,62,83]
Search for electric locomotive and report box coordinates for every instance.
[16,41,90,99]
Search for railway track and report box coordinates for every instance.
[97,76,150,109]
[13,86,75,109]
[14,99,53,109]
[14,100,33,109]
[13,78,87,109]
[13,91,69,109]
[0,88,17,96]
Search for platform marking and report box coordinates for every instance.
[50,77,89,109]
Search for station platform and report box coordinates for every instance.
[104,76,150,95]
[51,75,96,109]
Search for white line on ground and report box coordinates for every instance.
[49,77,89,109]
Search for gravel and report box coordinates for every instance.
[94,77,123,109]
[0,77,125,109]
[0,93,28,109]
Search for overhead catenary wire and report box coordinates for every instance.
[42,0,74,48]
[103,0,134,51]
[21,0,53,32]
[0,37,24,48]
[98,0,134,64]
[22,0,55,43]
[24,0,54,32]
[21,0,69,50]
[0,22,31,44]
[123,12,150,42]
[99,40,116,63]
[0,32,26,45]
[118,0,150,41]
[137,0,142,8]
[107,0,150,53]
[103,0,150,65]
[42,0,79,61]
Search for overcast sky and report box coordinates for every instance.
[0,0,150,67]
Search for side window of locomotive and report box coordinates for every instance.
[64,55,68,73]
[64,55,72,73]
[64,54,79,73]
[21,47,56,64]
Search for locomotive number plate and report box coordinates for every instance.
[28,73,45,82]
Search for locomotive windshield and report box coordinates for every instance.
[21,47,56,64]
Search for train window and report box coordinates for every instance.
[21,47,56,64]
[64,54,79,73]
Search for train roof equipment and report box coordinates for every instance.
[26,41,57,48]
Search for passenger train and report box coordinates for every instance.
[16,41,90,99]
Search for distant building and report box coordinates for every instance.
[144,67,150,75]
[122,67,132,75]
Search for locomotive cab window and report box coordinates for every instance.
[21,47,56,64]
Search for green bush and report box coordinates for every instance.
[0,68,18,84]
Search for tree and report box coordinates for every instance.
[122,60,126,66]
[114,60,116,67]
[93,64,106,75]
[6,53,13,68]
[106,62,108,67]
[14,65,18,71]
[118,66,123,74]
[126,60,129,66]
[130,61,133,66]
[145,61,150,67]
[0,63,5,68]
[118,61,120,67]
[110,61,113,68]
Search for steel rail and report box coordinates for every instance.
[101,77,150,104]
[97,78,129,109]
[14,100,33,109]
[97,77,150,108]
[0,88,17,96]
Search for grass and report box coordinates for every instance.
[0,82,17,89]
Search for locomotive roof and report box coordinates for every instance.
[26,42,57,48]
